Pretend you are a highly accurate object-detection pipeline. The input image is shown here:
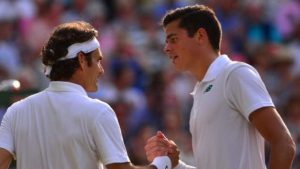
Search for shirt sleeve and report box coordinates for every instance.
[91,105,130,165]
[225,66,274,121]
[0,107,15,155]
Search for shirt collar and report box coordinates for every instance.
[202,54,231,82]
[46,81,87,96]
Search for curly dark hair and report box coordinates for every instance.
[162,4,222,51]
[41,21,98,81]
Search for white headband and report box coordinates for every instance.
[44,37,100,76]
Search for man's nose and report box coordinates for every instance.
[164,43,171,54]
[98,65,104,75]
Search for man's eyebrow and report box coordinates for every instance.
[166,33,177,40]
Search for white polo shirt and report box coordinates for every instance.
[188,55,273,169]
[0,81,130,169]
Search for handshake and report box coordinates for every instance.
[144,131,180,169]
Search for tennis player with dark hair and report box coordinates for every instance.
[0,21,177,169]
[145,5,296,169]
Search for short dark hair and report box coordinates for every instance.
[41,21,98,81]
[162,5,222,51]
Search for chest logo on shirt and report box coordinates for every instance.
[204,84,213,93]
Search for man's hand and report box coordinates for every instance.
[145,131,179,167]
[167,139,180,168]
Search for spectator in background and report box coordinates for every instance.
[248,45,272,78]
[127,124,156,165]
[161,107,195,166]
[244,3,281,48]
[284,94,300,169]
[268,46,294,112]
[291,74,300,94]
[214,0,245,54]
[275,0,300,41]
[18,1,63,89]
[287,21,300,76]
[285,94,300,144]
[0,2,20,81]
[152,0,191,21]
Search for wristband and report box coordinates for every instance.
[151,156,171,169]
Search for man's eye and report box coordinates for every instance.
[170,37,177,43]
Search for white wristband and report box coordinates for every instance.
[151,156,171,169]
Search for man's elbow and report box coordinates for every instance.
[280,134,296,158]
[287,137,296,158]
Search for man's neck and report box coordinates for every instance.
[191,51,220,81]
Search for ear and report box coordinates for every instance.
[77,52,86,70]
[195,28,208,44]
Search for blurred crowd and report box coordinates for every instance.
[0,0,300,168]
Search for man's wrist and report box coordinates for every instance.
[149,165,158,169]
[151,156,171,169]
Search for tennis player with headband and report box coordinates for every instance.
[0,21,177,169]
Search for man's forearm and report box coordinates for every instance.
[0,148,12,169]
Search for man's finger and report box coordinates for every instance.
[146,136,170,148]
[156,131,168,140]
